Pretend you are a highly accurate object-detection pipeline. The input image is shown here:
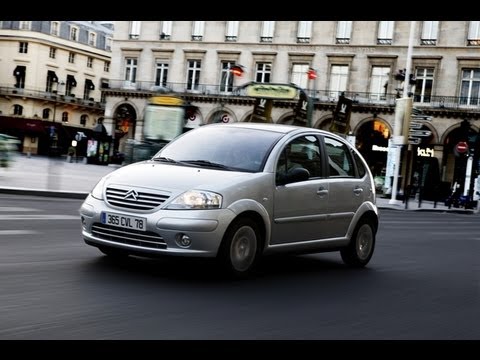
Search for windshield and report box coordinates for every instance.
[155,125,283,172]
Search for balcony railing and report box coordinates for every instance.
[0,85,105,110]
[105,79,480,112]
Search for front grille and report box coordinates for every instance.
[92,223,167,249]
[105,187,170,210]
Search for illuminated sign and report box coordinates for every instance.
[245,84,298,99]
[149,96,184,106]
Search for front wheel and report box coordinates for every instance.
[217,218,261,278]
[341,220,375,267]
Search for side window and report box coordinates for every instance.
[276,135,322,184]
[324,137,355,178]
[352,150,367,178]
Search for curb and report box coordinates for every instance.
[0,187,89,199]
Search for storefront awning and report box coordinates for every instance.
[47,70,58,83]
[67,74,77,87]
[85,78,95,90]
[0,117,47,134]
[13,65,26,77]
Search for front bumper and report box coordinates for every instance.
[80,194,236,258]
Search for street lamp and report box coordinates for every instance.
[389,21,416,205]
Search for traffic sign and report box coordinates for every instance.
[409,129,432,137]
[409,121,423,129]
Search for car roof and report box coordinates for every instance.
[208,122,331,136]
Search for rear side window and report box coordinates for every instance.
[324,136,355,178]
[352,150,367,178]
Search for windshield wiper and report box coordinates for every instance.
[152,156,178,164]
[181,160,231,170]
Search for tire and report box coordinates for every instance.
[98,246,129,259]
[217,218,261,278]
[341,220,375,267]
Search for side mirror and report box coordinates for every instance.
[278,167,310,185]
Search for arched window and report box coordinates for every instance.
[62,111,68,123]
[42,108,50,119]
[80,114,88,126]
[13,104,23,115]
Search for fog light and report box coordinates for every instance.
[175,233,192,248]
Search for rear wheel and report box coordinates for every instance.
[217,218,261,278]
[341,220,375,267]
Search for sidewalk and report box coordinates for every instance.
[0,153,118,199]
[0,153,476,213]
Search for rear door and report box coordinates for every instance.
[322,135,368,238]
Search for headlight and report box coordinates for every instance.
[166,190,222,210]
[90,176,107,200]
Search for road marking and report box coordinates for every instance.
[0,230,38,235]
[0,215,78,220]
[0,207,41,212]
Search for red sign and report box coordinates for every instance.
[456,141,468,154]
[307,68,317,80]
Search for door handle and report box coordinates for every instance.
[353,187,364,195]
[317,187,328,196]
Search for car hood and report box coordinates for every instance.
[103,161,257,192]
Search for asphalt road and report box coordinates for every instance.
[0,193,479,342]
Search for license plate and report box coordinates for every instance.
[101,212,146,232]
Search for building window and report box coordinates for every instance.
[88,32,96,47]
[377,21,394,45]
[329,65,349,98]
[87,57,93,68]
[460,68,480,106]
[129,21,141,39]
[260,21,275,42]
[369,66,390,100]
[291,63,309,89]
[19,21,31,30]
[421,21,439,45]
[336,21,352,44]
[413,67,434,103]
[51,21,59,36]
[42,108,50,119]
[70,26,78,41]
[160,21,172,40]
[297,21,312,43]
[467,21,480,46]
[13,104,23,116]
[104,61,110,72]
[155,62,169,87]
[84,79,95,100]
[220,61,235,93]
[80,114,88,126]
[49,47,56,59]
[255,62,271,83]
[225,21,239,42]
[68,52,75,64]
[66,74,77,96]
[186,59,201,90]
[125,58,137,85]
[19,42,28,54]
[13,65,26,89]
[105,37,112,51]
[192,21,205,41]
[62,112,69,123]
[46,70,58,93]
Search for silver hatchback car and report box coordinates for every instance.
[80,123,378,277]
